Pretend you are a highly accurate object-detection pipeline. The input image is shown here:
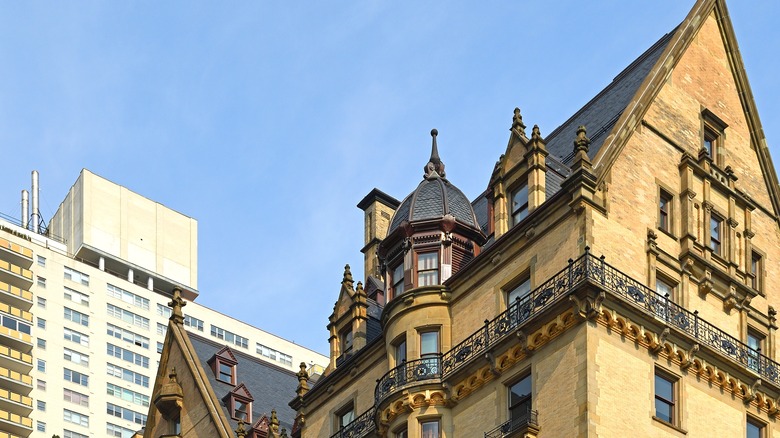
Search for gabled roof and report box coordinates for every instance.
[544,30,676,165]
[190,333,299,432]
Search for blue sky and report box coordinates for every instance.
[1,2,778,355]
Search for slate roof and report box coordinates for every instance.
[189,333,298,433]
[544,30,676,165]
[388,177,480,236]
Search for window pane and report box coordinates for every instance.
[747,420,763,438]
[512,185,529,224]
[655,375,673,400]
[421,421,439,438]
[508,278,531,304]
[421,332,438,355]
[510,375,531,405]
[655,399,673,423]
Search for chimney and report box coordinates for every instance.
[356,189,400,283]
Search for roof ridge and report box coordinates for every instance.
[544,28,677,145]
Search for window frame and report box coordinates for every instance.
[658,189,673,235]
[392,262,404,298]
[653,368,678,426]
[507,277,531,308]
[747,415,766,438]
[701,109,728,166]
[508,372,532,428]
[420,419,441,438]
[335,401,355,430]
[709,213,724,256]
[510,184,529,226]
[230,396,252,423]
[340,327,354,356]
[416,251,439,287]
[751,250,764,292]
[747,328,766,372]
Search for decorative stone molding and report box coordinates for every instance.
[569,291,605,320]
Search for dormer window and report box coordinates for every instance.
[340,328,353,355]
[701,109,727,166]
[417,252,439,286]
[210,346,238,386]
[218,362,234,384]
[511,184,529,226]
[226,383,254,424]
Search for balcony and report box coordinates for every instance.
[0,238,32,269]
[0,345,32,374]
[0,281,32,311]
[0,260,32,290]
[0,408,32,436]
[0,388,33,415]
[0,367,32,393]
[484,406,539,438]
[0,431,24,438]
[336,249,780,438]
[329,407,376,438]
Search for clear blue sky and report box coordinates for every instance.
[1,2,777,355]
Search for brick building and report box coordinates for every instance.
[288,0,780,437]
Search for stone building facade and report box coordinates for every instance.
[290,1,780,437]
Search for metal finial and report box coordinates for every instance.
[424,129,446,179]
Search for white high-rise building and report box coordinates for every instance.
[0,169,326,438]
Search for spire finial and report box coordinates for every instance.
[574,125,590,153]
[342,264,353,288]
[168,288,186,325]
[512,108,527,137]
[236,420,248,438]
[424,129,446,179]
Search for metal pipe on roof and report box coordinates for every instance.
[31,171,40,233]
[21,190,29,229]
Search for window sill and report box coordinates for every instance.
[657,227,678,241]
[652,416,687,435]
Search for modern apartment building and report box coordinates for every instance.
[0,169,326,438]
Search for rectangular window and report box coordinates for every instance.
[393,263,404,296]
[747,416,765,438]
[37,318,45,329]
[233,399,250,422]
[64,287,90,306]
[279,352,293,366]
[107,304,150,329]
[654,370,677,425]
[421,420,440,438]
[64,266,89,286]
[107,423,137,437]
[511,184,529,225]
[751,252,763,291]
[37,338,46,349]
[63,368,89,386]
[184,315,204,331]
[218,362,234,383]
[37,421,46,432]
[421,330,440,374]
[107,402,148,425]
[37,400,46,411]
[107,284,149,309]
[64,388,90,407]
[507,277,531,305]
[509,374,532,427]
[747,330,765,372]
[210,325,248,348]
[336,402,355,429]
[37,255,46,267]
[655,276,675,301]
[64,430,89,438]
[63,348,90,366]
[106,323,149,349]
[395,428,408,438]
[157,322,167,336]
[157,342,163,354]
[107,343,150,368]
[64,328,90,347]
[341,329,353,355]
[37,296,46,308]
[157,303,173,318]
[659,190,672,233]
[37,358,46,372]
[63,409,89,427]
[64,307,89,327]
[37,380,46,391]
[106,383,150,407]
[0,314,31,334]
[417,252,439,286]
[396,338,407,364]
[37,276,46,288]
[107,363,150,388]
[710,214,723,255]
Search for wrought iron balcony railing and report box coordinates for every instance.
[336,248,780,438]
[329,406,376,438]
[484,406,539,438]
